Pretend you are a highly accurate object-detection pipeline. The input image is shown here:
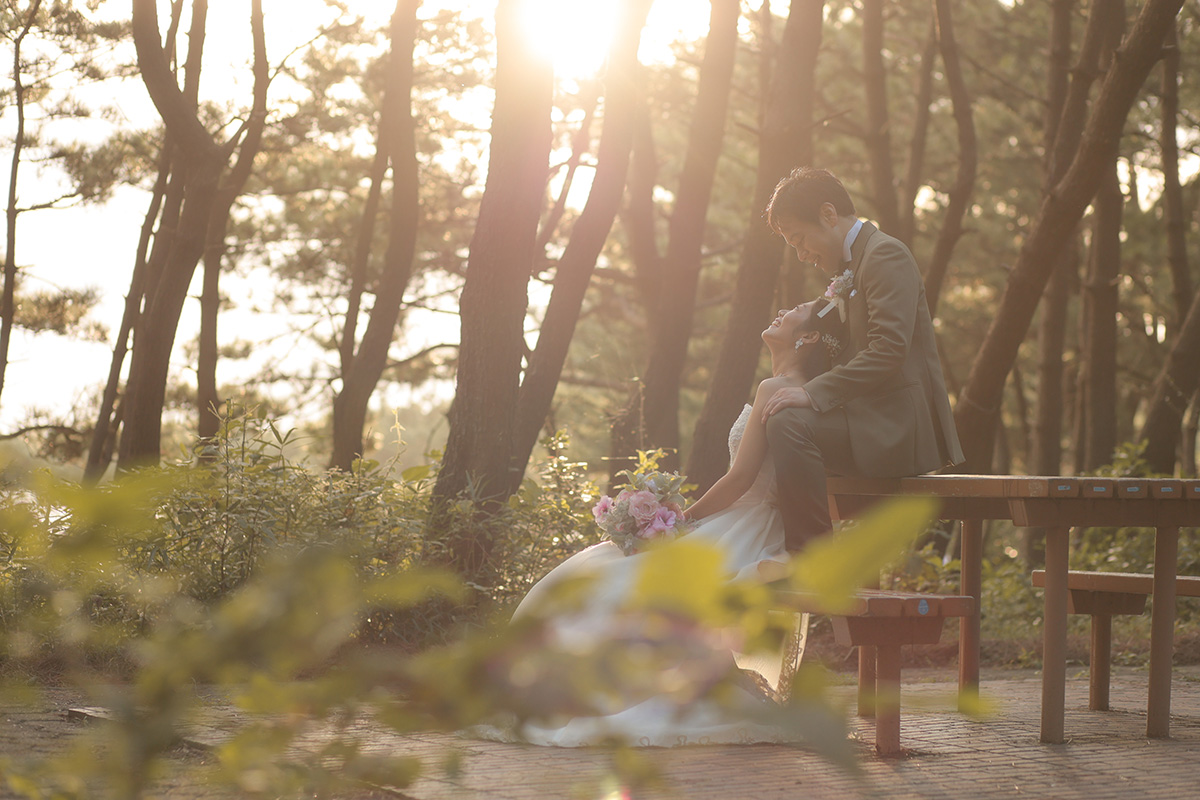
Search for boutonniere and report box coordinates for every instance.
[818,268,857,322]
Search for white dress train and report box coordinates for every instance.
[484,404,807,747]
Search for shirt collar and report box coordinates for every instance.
[842,218,864,263]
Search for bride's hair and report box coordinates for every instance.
[794,303,848,377]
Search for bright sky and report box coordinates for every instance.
[1,0,727,435]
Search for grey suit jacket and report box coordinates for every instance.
[803,222,964,477]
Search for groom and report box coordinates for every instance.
[761,167,963,552]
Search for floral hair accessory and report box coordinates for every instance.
[818,268,856,322]
[821,332,844,359]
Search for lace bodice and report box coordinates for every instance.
[727,404,776,504]
[728,403,752,463]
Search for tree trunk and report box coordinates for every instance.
[686,0,824,494]
[1011,362,1031,469]
[338,140,390,379]
[1140,286,1200,474]
[1082,158,1123,470]
[608,0,740,480]
[862,0,901,236]
[119,0,243,469]
[1047,0,1120,185]
[330,0,422,471]
[1160,22,1191,333]
[621,104,665,303]
[84,156,167,483]
[0,0,43,410]
[952,0,1182,473]
[923,0,977,317]
[86,0,189,480]
[198,0,268,444]
[430,0,553,576]
[536,84,600,255]
[1032,0,1075,478]
[507,0,653,491]
[1183,390,1198,476]
[1033,251,1074,475]
[900,19,937,247]
[1082,6,1126,471]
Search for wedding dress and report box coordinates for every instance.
[483,404,806,747]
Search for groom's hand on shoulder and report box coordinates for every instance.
[762,386,812,421]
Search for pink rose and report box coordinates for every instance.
[643,506,678,537]
[591,495,614,523]
[626,490,660,525]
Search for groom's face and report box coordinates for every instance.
[776,205,842,276]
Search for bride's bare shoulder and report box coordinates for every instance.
[755,374,803,400]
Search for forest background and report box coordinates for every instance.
[2,0,1200,585]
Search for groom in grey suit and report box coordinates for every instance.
[761,167,964,552]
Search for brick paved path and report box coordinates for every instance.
[389,667,1200,800]
[4,667,1199,799]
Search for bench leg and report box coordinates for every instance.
[1089,613,1112,711]
[858,646,876,717]
[1147,526,1179,739]
[1041,527,1070,744]
[874,643,902,755]
[959,519,983,710]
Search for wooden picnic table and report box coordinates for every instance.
[825,474,1200,743]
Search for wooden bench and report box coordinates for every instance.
[1031,569,1200,711]
[827,475,1200,743]
[774,588,973,755]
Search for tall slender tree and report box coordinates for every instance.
[686,0,824,494]
[1140,16,1197,475]
[0,0,43,409]
[329,0,422,471]
[953,0,1183,473]
[1159,22,1191,333]
[608,0,740,478]
[1080,4,1126,471]
[118,0,267,469]
[861,0,901,237]
[430,0,553,576]
[507,0,653,489]
[922,0,977,318]
[1141,287,1200,474]
[1032,0,1076,485]
[198,0,269,443]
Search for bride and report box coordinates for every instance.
[487,300,847,747]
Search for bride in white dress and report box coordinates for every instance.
[490,300,846,747]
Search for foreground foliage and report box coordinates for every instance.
[0,416,939,798]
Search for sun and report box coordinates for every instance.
[516,0,618,79]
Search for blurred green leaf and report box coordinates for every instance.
[790,496,938,611]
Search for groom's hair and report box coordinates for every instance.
[765,167,857,231]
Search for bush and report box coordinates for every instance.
[0,417,939,797]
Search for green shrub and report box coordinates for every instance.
[0,419,940,797]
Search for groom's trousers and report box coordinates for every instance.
[766,406,856,553]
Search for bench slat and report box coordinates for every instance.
[1150,480,1184,499]
[775,589,973,618]
[1031,570,1200,598]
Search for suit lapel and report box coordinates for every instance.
[844,221,878,363]
[847,220,877,274]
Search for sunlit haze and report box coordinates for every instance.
[0,0,748,432]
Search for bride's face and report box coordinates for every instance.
[762,302,816,346]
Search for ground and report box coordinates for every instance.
[3,665,1200,799]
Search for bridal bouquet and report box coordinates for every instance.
[592,468,691,556]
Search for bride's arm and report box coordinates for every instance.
[683,379,777,522]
